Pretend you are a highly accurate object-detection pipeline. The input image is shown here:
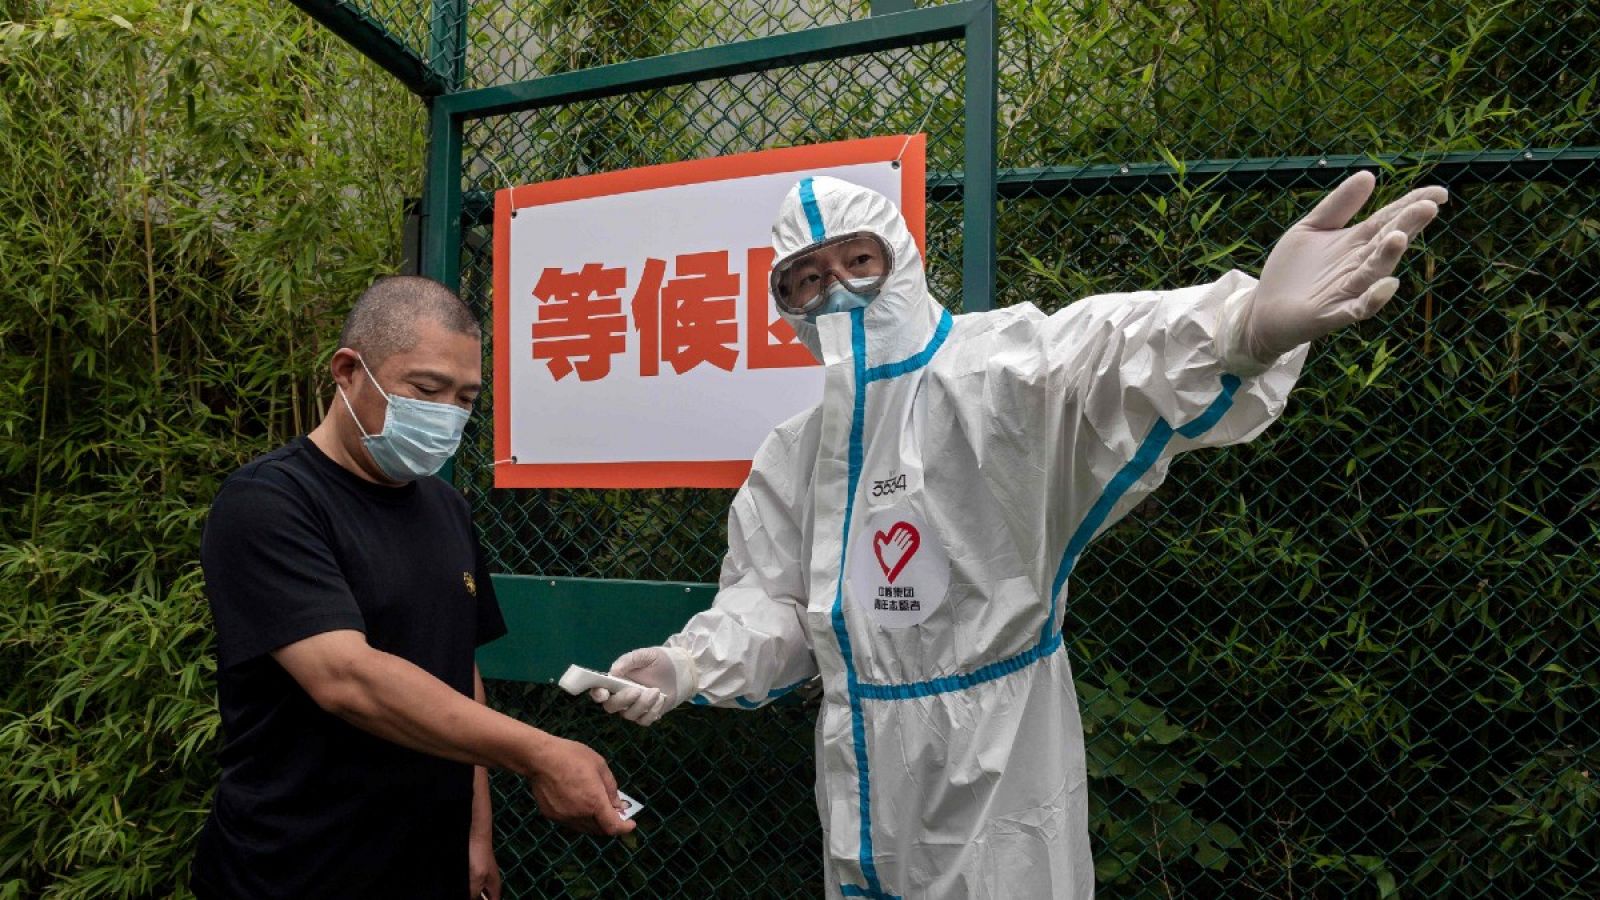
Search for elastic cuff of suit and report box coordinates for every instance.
[664,646,699,709]
[1215,285,1279,377]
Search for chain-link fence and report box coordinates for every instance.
[302,1,1598,895]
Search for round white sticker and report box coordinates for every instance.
[847,503,949,628]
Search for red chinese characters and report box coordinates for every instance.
[745,247,814,370]
[530,263,629,382]
[633,251,739,376]
[531,250,814,380]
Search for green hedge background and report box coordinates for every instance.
[0,2,421,895]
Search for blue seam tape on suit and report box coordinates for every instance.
[799,177,827,242]
[834,306,883,896]
[1039,372,1241,643]
[833,310,948,900]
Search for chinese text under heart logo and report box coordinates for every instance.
[872,522,921,584]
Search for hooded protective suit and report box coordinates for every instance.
[657,176,1306,898]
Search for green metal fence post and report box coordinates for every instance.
[429,0,467,90]
[419,100,463,483]
[961,0,997,312]
[420,106,463,293]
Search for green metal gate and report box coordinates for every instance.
[295,1,1597,895]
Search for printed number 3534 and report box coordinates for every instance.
[870,474,907,498]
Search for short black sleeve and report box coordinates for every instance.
[202,476,365,669]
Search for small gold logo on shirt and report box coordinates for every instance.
[462,572,476,597]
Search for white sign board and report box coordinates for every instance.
[493,136,927,488]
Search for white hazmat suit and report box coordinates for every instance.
[664,175,1301,898]
[592,173,1445,898]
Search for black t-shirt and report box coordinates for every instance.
[191,436,506,900]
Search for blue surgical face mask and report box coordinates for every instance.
[806,278,880,323]
[337,355,470,482]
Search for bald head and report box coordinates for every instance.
[338,275,480,366]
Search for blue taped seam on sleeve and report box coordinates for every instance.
[1178,373,1241,438]
[840,885,903,899]
[731,675,815,709]
[799,177,827,242]
[1040,375,1244,644]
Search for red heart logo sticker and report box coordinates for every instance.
[872,522,921,584]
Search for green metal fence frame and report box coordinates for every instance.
[308,0,1006,677]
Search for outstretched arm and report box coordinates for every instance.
[274,630,634,837]
[974,174,1449,620]
[588,412,822,725]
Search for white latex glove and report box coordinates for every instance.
[588,646,696,727]
[1227,171,1448,371]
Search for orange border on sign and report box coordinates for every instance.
[492,134,927,489]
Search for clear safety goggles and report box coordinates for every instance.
[769,231,894,316]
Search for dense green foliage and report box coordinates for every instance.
[3,0,1596,897]
[0,1,422,895]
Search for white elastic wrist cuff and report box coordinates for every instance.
[663,646,699,708]
[1216,286,1277,377]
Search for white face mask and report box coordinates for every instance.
[337,355,470,482]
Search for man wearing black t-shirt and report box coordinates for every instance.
[192,276,634,900]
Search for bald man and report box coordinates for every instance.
[192,276,632,900]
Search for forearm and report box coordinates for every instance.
[289,635,550,777]
[279,631,631,837]
[664,589,816,708]
[336,652,543,773]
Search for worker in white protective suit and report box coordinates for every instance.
[586,172,1447,898]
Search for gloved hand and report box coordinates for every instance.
[588,646,696,727]
[1227,171,1448,370]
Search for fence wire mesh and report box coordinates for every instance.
[457,0,854,88]
[336,0,438,68]
[320,0,1597,895]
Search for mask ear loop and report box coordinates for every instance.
[336,383,374,440]
[336,353,385,440]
